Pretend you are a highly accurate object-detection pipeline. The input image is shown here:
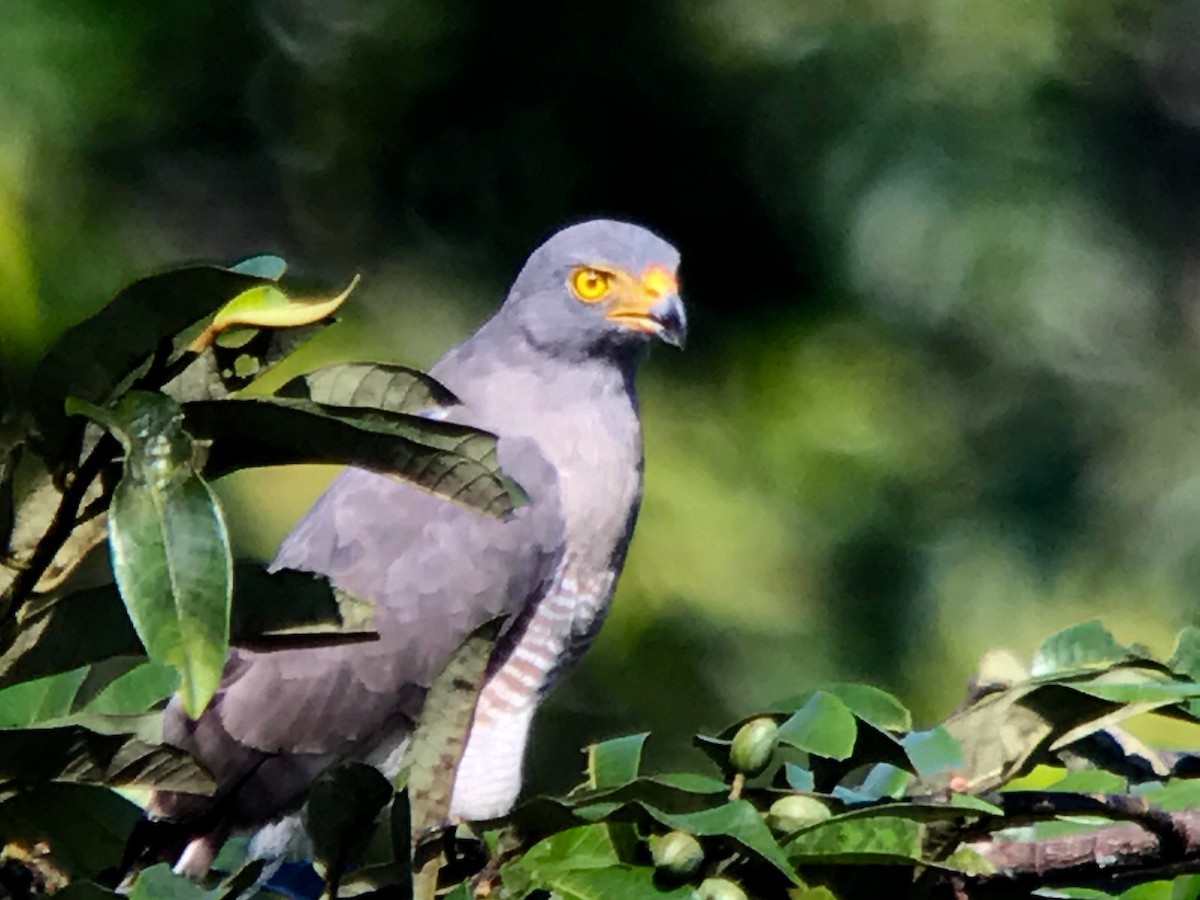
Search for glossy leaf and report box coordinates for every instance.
[1031,620,1132,676]
[209,276,356,332]
[786,815,925,865]
[511,824,620,888]
[587,733,649,789]
[777,691,857,760]
[230,254,287,280]
[641,799,799,883]
[902,726,964,778]
[184,397,521,518]
[546,865,694,899]
[90,392,231,718]
[277,362,459,416]
[0,725,213,793]
[0,564,367,690]
[773,684,911,732]
[0,667,87,727]
[785,764,815,792]
[403,616,503,837]
[28,266,271,459]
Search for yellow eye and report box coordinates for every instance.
[570,267,611,302]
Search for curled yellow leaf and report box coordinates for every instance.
[188,274,359,353]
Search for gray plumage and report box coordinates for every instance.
[149,219,685,874]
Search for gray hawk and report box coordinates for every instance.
[147,219,685,876]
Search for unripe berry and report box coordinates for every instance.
[729,717,778,776]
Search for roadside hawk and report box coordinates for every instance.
[147,219,686,875]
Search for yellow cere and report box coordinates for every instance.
[640,264,678,299]
[570,267,611,302]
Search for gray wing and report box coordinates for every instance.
[152,433,564,825]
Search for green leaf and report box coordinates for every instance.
[54,882,122,899]
[640,799,800,884]
[1170,627,1200,682]
[128,863,209,900]
[305,762,394,886]
[1045,768,1127,793]
[785,764,815,791]
[928,681,1117,793]
[545,865,694,899]
[826,683,912,732]
[0,657,175,730]
[0,783,140,880]
[0,725,213,793]
[0,668,87,727]
[206,277,356,335]
[230,254,287,280]
[516,824,620,883]
[95,392,231,718]
[0,564,366,690]
[777,691,857,760]
[775,684,911,732]
[184,397,521,518]
[1133,779,1200,812]
[1032,620,1132,676]
[854,762,912,799]
[902,726,964,778]
[786,815,924,864]
[80,660,179,716]
[403,616,504,837]
[28,266,272,461]
[277,362,460,416]
[587,733,649,789]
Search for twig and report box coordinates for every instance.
[0,433,117,633]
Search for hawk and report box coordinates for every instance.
[148,219,685,875]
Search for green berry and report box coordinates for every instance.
[729,717,779,776]
[651,830,704,879]
[766,794,833,832]
[694,876,749,900]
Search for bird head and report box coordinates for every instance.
[502,219,686,359]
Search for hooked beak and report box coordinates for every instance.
[645,293,687,349]
[605,265,688,349]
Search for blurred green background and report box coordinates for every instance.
[5,0,1200,794]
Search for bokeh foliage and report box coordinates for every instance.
[6,0,1200,800]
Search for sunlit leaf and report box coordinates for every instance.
[774,684,911,732]
[902,726,963,778]
[1031,620,1131,677]
[777,692,857,760]
[641,800,800,883]
[207,275,356,334]
[0,667,86,727]
[513,824,620,886]
[587,733,649,789]
[854,762,912,799]
[80,392,231,718]
[545,865,694,899]
[786,815,924,865]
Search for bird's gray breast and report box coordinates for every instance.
[436,350,645,820]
